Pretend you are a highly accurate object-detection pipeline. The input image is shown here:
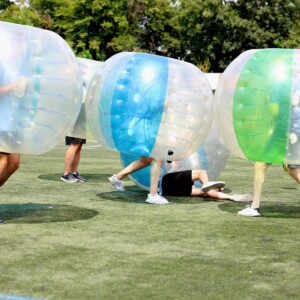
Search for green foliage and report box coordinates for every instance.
[177,0,300,71]
[0,0,12,11]
[0,2,43,26]
[0,0,299,70]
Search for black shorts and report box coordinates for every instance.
[65,136,86,145]
[287,164,300,168]
[161,170,193,196]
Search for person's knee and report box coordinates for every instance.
[151,158,163,167]
[140,156,151,166]
[72,143,82,151]
[254,162,269,172]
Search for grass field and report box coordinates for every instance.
[0,140,300,300]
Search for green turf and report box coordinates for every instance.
[0,141,300,300]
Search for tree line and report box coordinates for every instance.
[1,0,299,72]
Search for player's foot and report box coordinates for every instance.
[60,173,79,183]
[230,194,253,202]
[146,194,169,204]
[73,172,86,182]
[108,175,124,191]
[202,181,225,193]
[0,219,6,224]
[238,205,261,217]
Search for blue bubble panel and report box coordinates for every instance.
[110,53,168,156]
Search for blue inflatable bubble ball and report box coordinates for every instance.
[87,52,213,161]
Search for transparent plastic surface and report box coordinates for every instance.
[0,21,82,154]
[87,52,213,160]
[214,49,300,164]
[68,57,104,139]
[119,125,229,191]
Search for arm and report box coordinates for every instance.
[0,82,17,95]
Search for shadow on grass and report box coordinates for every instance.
[38,173,122,182]
[0,203,99,224]
[98,185,226,205]
[97,186,147,204]
[218,202,300,218]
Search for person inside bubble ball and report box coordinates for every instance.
[61,61,89,183]
[0,56,21,224]
[0,29,28,224]
[108,156,233,204]
[238,103,300,217]
[238,162,300,217]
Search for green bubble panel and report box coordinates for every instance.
[233,49,294,164]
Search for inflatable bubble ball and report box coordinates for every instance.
[68,57,104,139]
[0,21,82,154]
[87,52,213,161]
[214,48,300,164]
[120,125,230,191]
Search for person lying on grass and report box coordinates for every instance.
[158,169,253,202]
[109,162,252,202]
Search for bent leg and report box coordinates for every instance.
[192,187,233,200]
[0,153,20,187]
[116,156,152,180]
[191,169,209,184]
[192,169,225,192]
[288,167,300,184]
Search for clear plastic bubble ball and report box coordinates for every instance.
[120,125,230,191]
[68,57,104,139]
[0,21,82,154]
[214,49,300,164]
[87,52,213,160]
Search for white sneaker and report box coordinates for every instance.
[202,181,225,193]
[238,205,261,217]
[230,194,253,202]
[108,175,124,191]
[146,194,169,204]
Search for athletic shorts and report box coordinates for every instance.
[65,136,86,145]
[161,170,193,196]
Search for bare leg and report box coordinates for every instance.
[0,153,20,187]
[191,188,229,198]
[72,143,83,173]
[191,169,225,192]
[191,169,209,184]
[251,162,270,209]
[63,143,82,175]
[288,167,300,184]
[145,158,168,204]
[191,187,252,202]
[149,158,162,196]
[237,162,269,216]
[116,156,151,180]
